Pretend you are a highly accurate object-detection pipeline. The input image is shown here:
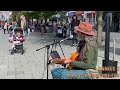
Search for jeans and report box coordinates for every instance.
[51,68,91,79]
[72,32,78,45]
[24,30,28,38]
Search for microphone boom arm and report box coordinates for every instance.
[36,36,71,51]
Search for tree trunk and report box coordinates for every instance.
[97,11,103,47]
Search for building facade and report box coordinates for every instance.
[0,11,4,21]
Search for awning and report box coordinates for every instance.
[66,11,76,17]
[75,11,84,16]
[92,11,96,14]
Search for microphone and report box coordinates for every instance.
[59,35,73,43]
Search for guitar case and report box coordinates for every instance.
[102,38,118,77]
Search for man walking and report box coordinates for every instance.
[71,15,80,46]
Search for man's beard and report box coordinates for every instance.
[77,36,84,41]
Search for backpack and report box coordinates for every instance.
[9,25,13,31]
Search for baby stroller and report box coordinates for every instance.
[56,26,63,38]
[9,27,25,55]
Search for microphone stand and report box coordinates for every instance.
[36,37,70,79]
[36,44,50,79]
[46,45,50,79]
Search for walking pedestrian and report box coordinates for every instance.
[16,17,21,27]
[71,15,80,46]
[41,17,45,34]
[63,21,70,38]
[3,20,9,34]
[20,15,28,37]
[8,22,13,35]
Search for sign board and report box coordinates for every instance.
[84,11,92,14]
[84,11,96,14]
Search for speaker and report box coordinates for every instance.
[102,60,118,77]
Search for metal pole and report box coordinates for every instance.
[92,12,93,26]
[113,38,115,61]
[95,12,97,26]
[105,15,110,61]
[57,14,59,23]
[46,45,50,79]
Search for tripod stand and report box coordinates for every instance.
[50,37,66,68]
[36,37,66,79]
[51,37,65,58]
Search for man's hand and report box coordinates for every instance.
[64,58,72,64]
[50,58,72,65]
[50,58,59,65]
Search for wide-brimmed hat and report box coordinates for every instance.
[74,22,94,36]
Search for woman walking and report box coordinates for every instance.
[20,15,28,37]
[3,20,9,34]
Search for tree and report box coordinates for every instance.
[11,11,57,21]
[38,11,57,19]
[97,11,103,47]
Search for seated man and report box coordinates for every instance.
[50,22,98,79]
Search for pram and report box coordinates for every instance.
[9,27,25,55]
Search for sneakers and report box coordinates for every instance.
[75,44,78,47]
[71,44,78,47]
[71,44,74,46]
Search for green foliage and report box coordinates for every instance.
[11,11,57,21]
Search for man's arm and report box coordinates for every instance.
[70,42,98,69]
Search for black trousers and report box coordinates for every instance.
[72,31,78,45]
[63,30,67,38]
[4,29,9,34]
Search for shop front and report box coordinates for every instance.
[84,11,97,26]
